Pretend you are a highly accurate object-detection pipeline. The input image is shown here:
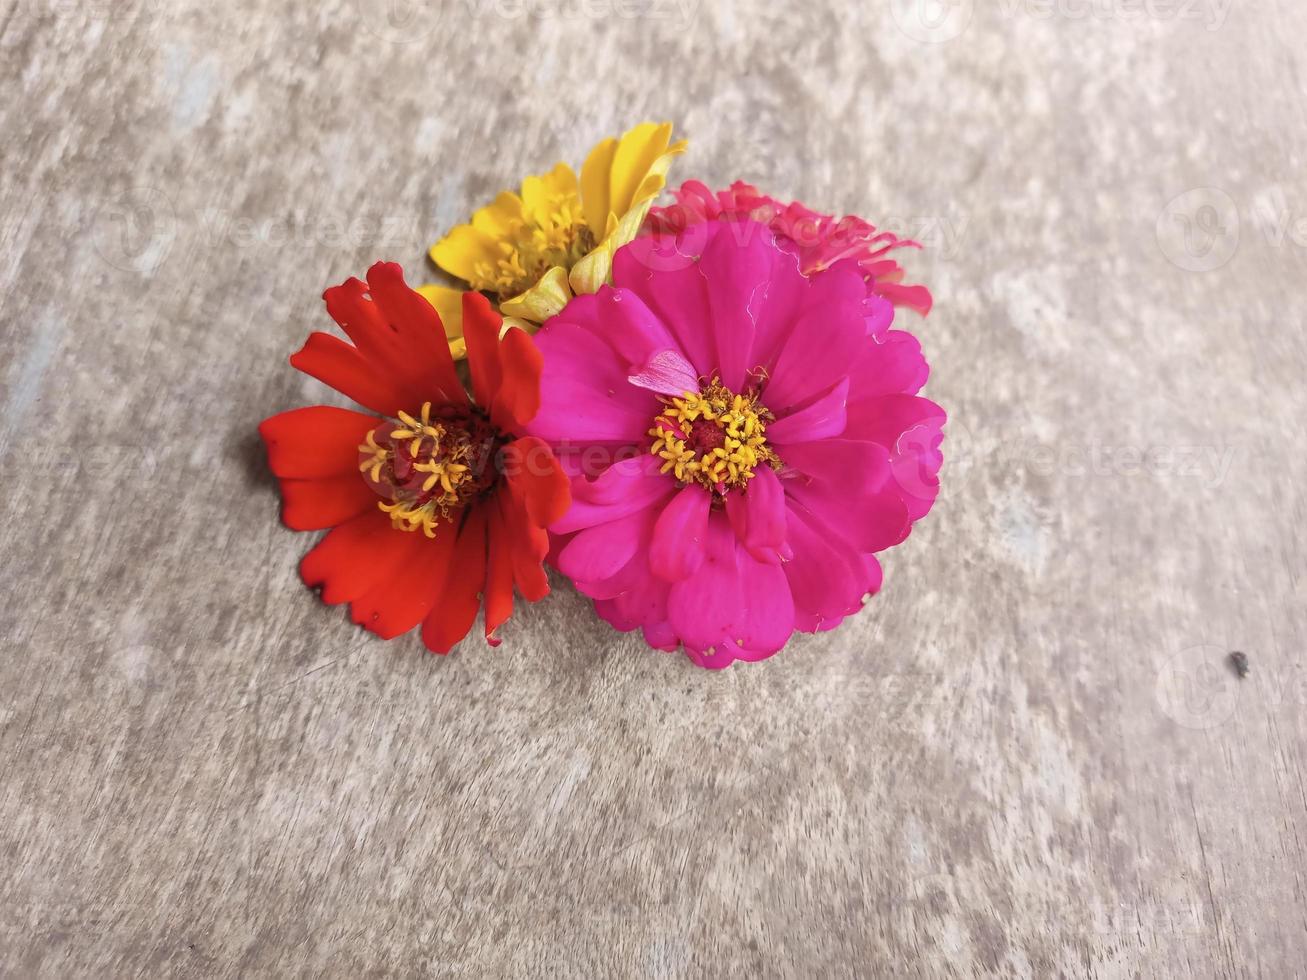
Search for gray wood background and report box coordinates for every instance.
[2,0,1305,976]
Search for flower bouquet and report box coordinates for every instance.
[261,123,946,669]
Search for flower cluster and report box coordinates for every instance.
[261,124,945,667]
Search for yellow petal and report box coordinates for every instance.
[415,284,465,341]
[609,122,676,219]
[568,243,612,296]
[429,191,524,288]
[579,136,619,239]
[573,122,687,295]
[627,143,685,214]
[522,163,579,226]
[500,265,574,324]
[569,182,672,296]
[470,190,526,240]
[429,223,501,285]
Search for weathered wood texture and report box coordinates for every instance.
[2,0,1306,976]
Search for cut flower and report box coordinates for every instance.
[259,262,570,653]
[527,220,945,669]
[424,122,687,352]
[647,179,933,316]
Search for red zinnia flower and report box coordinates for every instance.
[259,262,570,653]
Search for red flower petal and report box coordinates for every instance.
[289,332,410,418]
[277,474,376,531]
[322,275,418,400]
[259,406,379,479]
[483,497,516,646]
[874,281,933,316]
[364,262,468,408]
[348,517,459,640]
[421,508,489,654]
[462,291,503,409]
[502,436,571,528]
[496,482,550,602]
[491,327,544,431]
[322,264,466,412]
[300,508,407,605]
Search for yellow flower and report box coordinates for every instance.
[422,122,687,356]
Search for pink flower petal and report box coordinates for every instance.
[777,439,891,492]
[749,247,808,374]
[628,348,700,397]
[731,545,795,654]
[529,379,655,444]
[570,508,660,600]
[642,621,680,651]
[552,455,676,535]
[892,416,947,520]
[612,230,717,376]
[863,294,896,339]
[763,296,866,412]
[874,281,933,316]
[766,379,849,445]
[557,509,646,584]
[650,484,711,582]
[847,331,930,398]
[666,513,741,654]
[699,220,773,389]
[529,322,660,444]
[723,464,786,564]
[593,287,673,358]
[844,393,946,448]
[787,476,910,555]
[843,394,947,518]
[667,513,795,663]
[596,570,670,634]
[782,502,869,631]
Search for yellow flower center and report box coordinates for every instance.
[469,190,594,299]
[358,402,499,537]
[648,380,779,494]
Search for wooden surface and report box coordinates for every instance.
[2,1,1306,976]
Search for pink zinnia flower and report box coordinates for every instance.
[648,179,933,317]
[527,219,945,669]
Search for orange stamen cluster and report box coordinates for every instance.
[648,379,778,494]
[469,192,595,299]
[358,402,498,537]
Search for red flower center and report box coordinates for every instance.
[688,417,727,455]
[358,403,502,536]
